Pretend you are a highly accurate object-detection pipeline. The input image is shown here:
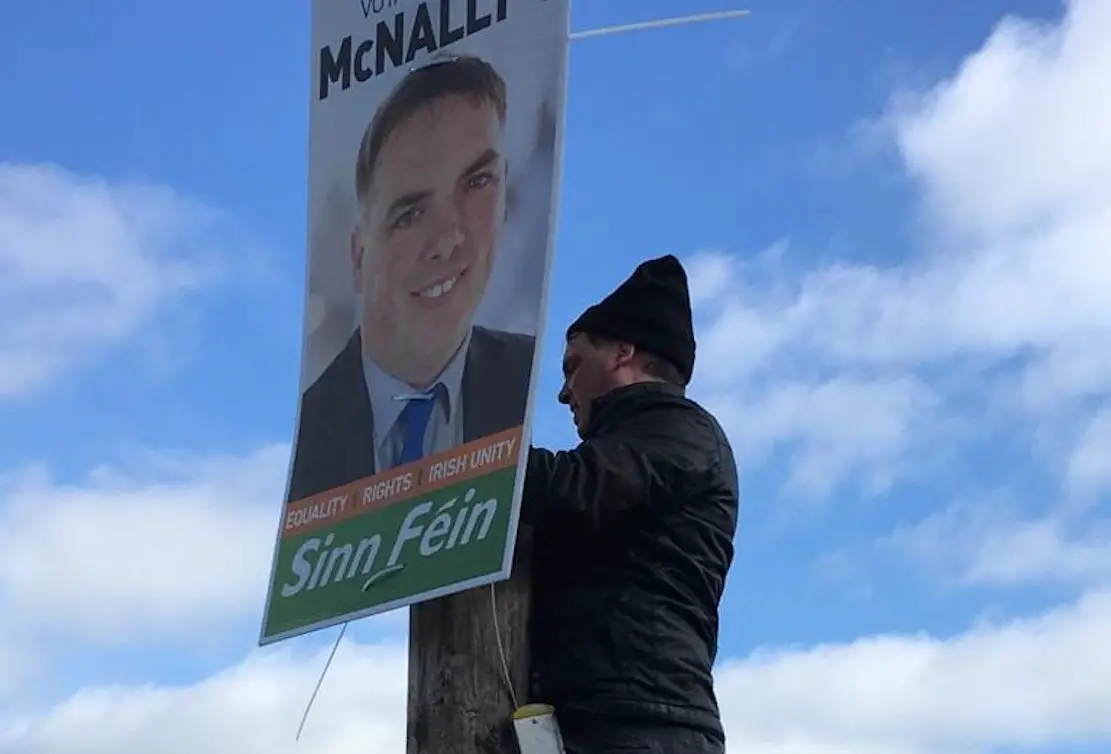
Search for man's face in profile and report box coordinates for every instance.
[352,94,507,384]
[558,333,629,438]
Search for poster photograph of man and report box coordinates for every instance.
[285,1,564,507]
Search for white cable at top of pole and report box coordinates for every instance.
[568,10,751,41]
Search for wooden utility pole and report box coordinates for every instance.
[407,526,533,754]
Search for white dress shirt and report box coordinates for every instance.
[362,330,470,471]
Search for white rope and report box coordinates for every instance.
[294,587,519,742]
[296,622,347,741]
[569,10,750,41]
[490,582,519,710]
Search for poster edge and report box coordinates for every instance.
[499,0,573,580]
[258,1,319,649]
[259,566,512,645]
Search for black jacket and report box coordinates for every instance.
[523,382,739,740]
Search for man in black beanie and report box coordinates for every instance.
[522,255,739,753]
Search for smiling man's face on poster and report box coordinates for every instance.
[350,66,508,389]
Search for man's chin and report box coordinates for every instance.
[572,415,588,439]
[405,322,471,362]
[406,302,468,331]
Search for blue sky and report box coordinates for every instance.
[2,0,1110,752]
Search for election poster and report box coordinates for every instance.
[259,0,569,645]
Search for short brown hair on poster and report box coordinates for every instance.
[355,56,509,203]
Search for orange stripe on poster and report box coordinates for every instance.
[280,426,524,539]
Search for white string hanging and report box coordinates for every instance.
[296,622,347,741]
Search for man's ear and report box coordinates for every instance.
[613,341,636,368]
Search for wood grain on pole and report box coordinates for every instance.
[407,525,533,754]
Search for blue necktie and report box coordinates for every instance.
[396,390,438,465]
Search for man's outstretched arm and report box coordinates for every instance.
[521,404,722,534]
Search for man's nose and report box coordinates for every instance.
[426,204,463,260]
[557,384,571,405]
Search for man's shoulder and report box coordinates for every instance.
[672,395,738,497]
[616,386,736,476]
[611,384,714,427]
[675,393,728,432]
[665,394,734,454]
[468,325,536,377]
[302,330,362,405]
[470,324,535,354]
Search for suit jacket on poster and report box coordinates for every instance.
[287,325,535,503]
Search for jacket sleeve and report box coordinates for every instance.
[521,404,722,534]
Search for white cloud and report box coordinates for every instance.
[0,640,407,754]
[0,443,408,676]
[703,375,939,497]
[0,445,288,644]
[690,0,1111,496]
[887,498,1111,589]
[888,0,1111,242]
[3,590,1111,754]
[1066,404,1111,500]
[720,588,1111,753]
[0,163,248,399]
[0,623,36,698]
